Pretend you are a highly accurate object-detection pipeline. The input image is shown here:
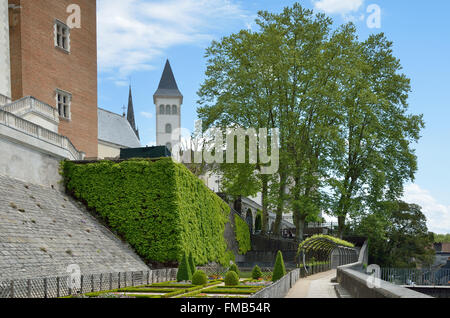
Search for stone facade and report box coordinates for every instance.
[8,0,98,158]
[0,0,11,98]
[0,174,150,281]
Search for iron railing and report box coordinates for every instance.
[0,269,178,298]
[381,268,450,286]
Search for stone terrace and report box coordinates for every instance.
[0,174,149,280]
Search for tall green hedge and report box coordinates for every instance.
[234,214,251,255]
[62,158,232,265]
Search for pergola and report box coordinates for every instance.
[297,235,358,273]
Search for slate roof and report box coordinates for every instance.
[153,59,183,99]
[98,108,141,148]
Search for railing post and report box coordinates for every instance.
[10,281,14,298]
[131,272,135,287]
[27,279,31,298]
[100,274,103,291]
[91,275,94,292]
[57,277,60,298]
[110,273,113,291]
[44,278,48,298]
[118,272,121,288]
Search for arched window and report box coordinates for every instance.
[166,105,171,115]
[166,142,172,150]
[160,105,165,115]
[172,105,178,115]
[165,123,172,134]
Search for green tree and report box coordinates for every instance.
[351,201,435,268]
[327,32,424,238]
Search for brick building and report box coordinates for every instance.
[7,0,98,157]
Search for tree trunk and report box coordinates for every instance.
[337,215,346,239]
[273,170,286,235]
[261,175,269,235]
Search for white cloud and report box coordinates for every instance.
[140,111,153,119]
[312,0,364,15]
[403,184,450,234]
[97,0,250,85]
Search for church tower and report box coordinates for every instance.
[153,60,182,150]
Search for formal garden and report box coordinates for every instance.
[64,251,289,298]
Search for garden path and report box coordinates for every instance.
[285,270,338,298]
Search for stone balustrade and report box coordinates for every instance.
[0,94,10,107]
[0,109,84,160]
[1,96,59,123]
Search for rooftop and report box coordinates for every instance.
[98,108,141,149]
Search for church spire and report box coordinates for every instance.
[153,59,183,103]
[127,85,139,140]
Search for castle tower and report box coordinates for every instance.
[153,60,182,150]
[8,0,98,157]
[0,0,11,98]
[127,85,139,140]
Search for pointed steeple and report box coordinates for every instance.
[153,59,183,103]
[127,85,140,140]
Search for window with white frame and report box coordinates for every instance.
[55,20,70,52]
[56,90,72,120]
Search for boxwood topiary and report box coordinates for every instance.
[188,252,196,274]
[229,263,240,278]
[224,271,240,286]
[251,265,262,280]
[177,252,192,282]
[192,270,208,286]
[272,250,286,282]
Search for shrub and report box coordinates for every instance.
[229,263,240,277]
[177,252,192,282]
[251,265,263,280]
[225,271,240,286]
[234,215,251,255]
[272,251,286,282]
[188,252,196,274]
[62,159,232,265]
[192,270,208,286]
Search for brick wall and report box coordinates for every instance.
[8,0,98,157]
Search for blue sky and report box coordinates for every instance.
[97,0,450,233]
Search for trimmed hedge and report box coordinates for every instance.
[188,252,196,275]
[62,158,232,265]
[225,271,240,286]
[234,214,251,255]
[272,251,286,282]
[192,270,208,286]
[251,265,262,280]
[229,263,240,278]
[177,252,192,282]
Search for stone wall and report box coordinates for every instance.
[0,174,150,281]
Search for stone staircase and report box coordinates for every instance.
[0,174,149,281]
